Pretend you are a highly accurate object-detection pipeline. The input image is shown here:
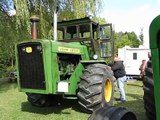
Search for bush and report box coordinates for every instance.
[0,65,16,78]
[0,64,7,78]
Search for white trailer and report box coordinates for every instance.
[118,45,150,76]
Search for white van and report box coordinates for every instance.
[118,45,150,78]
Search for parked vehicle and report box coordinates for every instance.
[9,71,17,82]
[118,45,150,80]
[16,16,115,113]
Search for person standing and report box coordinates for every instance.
[139,59,147,79]
[111,56,126,102]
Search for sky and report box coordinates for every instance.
[100,0,160,48]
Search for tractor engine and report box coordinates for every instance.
[58,53,81,80]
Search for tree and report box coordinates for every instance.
[114,31,141,54]
[127,32,141,47]
[0,0,103,77]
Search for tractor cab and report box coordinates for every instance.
[57,17,114,60]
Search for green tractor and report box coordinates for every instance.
[16,16,115,113]
[143,15,160,120]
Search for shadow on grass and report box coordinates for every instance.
[127,82,143,87]
[21,98,84,115]
[126,93,143,100]
[114,93,147,120]
[127,81,143,87]
[0,78,17,93]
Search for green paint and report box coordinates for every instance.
[149,15,160,120]
[67,63,84,94]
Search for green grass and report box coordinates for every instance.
[114,80,148,120]
[0,79,147,120]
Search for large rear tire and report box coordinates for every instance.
[143,60,156,120]
[77,63,115,113]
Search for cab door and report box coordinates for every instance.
[99,24,114,61]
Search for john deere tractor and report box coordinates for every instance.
[16,16,115,113]
[143,15,160,120]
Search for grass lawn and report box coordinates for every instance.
[0,78,147,120]
[114,80,148,120]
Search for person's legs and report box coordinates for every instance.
[117,76,127,101]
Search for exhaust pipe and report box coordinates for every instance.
[30,15,40,40]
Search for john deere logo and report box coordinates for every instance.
[26,47,32,53]
[58,47,80,54]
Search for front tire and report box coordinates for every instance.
[26,93,53,107]
[77,63,115,113]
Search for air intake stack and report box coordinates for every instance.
[30,15,40,40]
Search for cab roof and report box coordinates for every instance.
[57,17,99,34]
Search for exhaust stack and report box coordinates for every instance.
[30,15,40,40]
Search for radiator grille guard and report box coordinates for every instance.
[17,42,46,90]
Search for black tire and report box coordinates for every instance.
[77,63,115,113]
[88,106,137,120]
[26,93,54,107]
[143,60,156,120]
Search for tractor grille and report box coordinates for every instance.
[17,42,46,90]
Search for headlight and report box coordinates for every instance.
[93,54,98,60]
[22,47,26,52]
[36,45,42,51]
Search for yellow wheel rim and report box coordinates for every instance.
[104,79,112,102]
